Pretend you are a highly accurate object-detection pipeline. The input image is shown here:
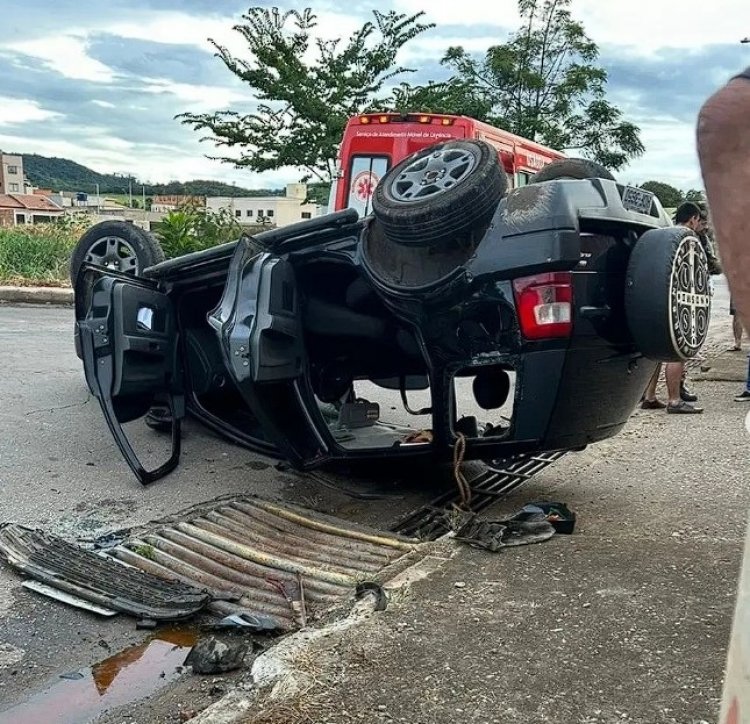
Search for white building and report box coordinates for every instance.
[206,183,322,227]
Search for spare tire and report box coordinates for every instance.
[372,139,507,247]
[530,158,615,183]
[625,226,710,361]
[70,220,164,285]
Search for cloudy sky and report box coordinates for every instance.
[1,0,748,191]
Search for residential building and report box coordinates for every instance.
[152,195,205,213]
[0,193,64,227]
[206,183,322,227]
[0,153,24,195]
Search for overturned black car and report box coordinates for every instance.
[74,142,711,484]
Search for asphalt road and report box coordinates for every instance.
[0,279,739,721]
[0,304,292,714]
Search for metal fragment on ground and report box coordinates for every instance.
[112,498,420,631]
[0,524,210,620]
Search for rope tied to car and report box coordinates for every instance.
[452,432,472,510]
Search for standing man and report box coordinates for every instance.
[641,202,704,413]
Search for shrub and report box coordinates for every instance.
[154,205,244,258]
[0,224,83,285]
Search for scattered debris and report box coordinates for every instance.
[446,501,576,552]
[0,524,210,620]
[452,513,556,552]
[136,618,158,630]
[59,671,84,681]
[512,501,577,534]
[206,613,282,633]
[110,498,419,630]
[185,636,249,675]
[392,452,568,539]
[21,580,117,617]
[355,581,388,611]
[454,581,467,589]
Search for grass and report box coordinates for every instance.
[0,224,81,286]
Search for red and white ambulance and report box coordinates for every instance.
[328,112,566,216]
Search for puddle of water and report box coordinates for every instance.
[0,628,198,724]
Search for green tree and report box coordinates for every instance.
[684,188,707,206]
[179,7,434,183]
[392,0,644,170]
[639,181,684,208]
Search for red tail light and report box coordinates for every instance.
[512,272,573,339]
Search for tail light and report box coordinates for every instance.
[512,272,573,339]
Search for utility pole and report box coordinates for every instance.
[129,177,133,208]
[95,183,100,215]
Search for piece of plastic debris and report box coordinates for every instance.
[454,582,466,589]
[206,613,281,632]
[59,672,85,680]
[136,618,158,630]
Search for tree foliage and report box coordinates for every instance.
[639,181,684,208]
[684,188,707,206]
[179,7,434,182]
[393,0,644,170]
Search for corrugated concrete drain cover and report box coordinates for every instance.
[111,498,421,631]
[0,523,210,620]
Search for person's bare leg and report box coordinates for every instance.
[734,316,743,349]
[643,365,660,402]
[665,362,683,406]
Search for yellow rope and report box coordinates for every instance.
[452,432,472,510]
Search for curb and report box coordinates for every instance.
[0,286,73,306]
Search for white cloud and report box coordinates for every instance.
[3,0,746,190]
[105,12,248,57]
[139,78,249,111]
[4,36,114,82]
[618,117,702,189]
[0,97,61,125]
[399,0,750,54]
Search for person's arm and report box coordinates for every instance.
[697,73,750,325]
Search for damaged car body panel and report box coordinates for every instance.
[75,144,710,484]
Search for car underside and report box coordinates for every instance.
[74,146,711,484]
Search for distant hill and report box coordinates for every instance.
[17,153,282,198]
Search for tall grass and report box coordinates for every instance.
[0,224,79,286]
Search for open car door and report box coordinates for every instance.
[208,237,332,470]
[75,266,184,485]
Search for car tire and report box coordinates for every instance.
[530,158,615,183]
[371,139,508,247]
[69,220,165,285]
[625,226,711,361]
